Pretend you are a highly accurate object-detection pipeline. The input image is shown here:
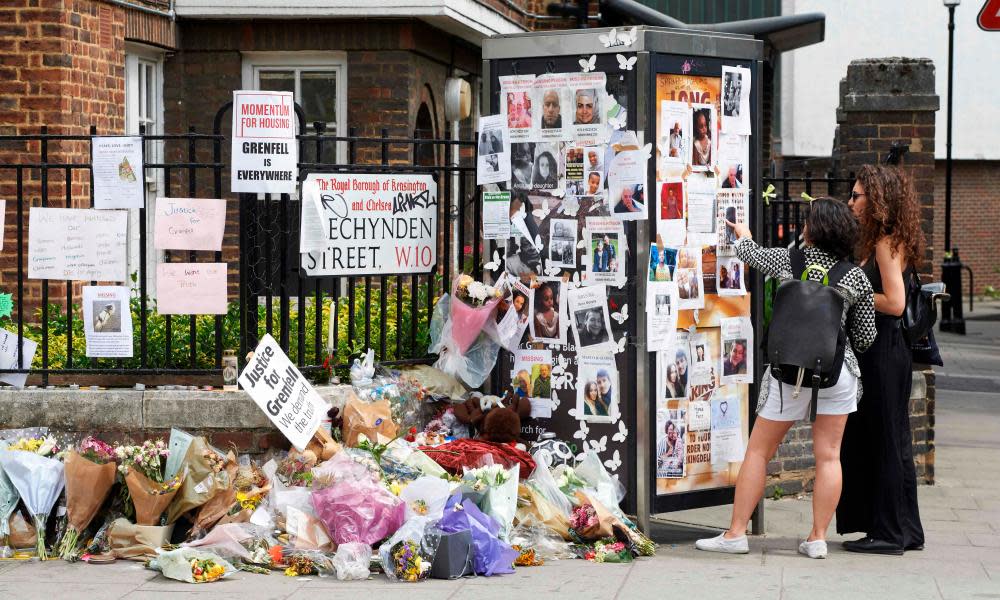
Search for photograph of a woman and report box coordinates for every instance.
[581,381,608,417]
[664,363,685,399]
[691,105,714,169]
[531,150,559,190]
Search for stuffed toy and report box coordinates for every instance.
[453,390,531,444]
[286,409,342,467]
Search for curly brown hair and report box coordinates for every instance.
[854,165,925,268]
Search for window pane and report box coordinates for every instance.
[300,71,337,125]
[144,63,154,121]
[259,70,295,93]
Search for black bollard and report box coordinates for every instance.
[940,248,966,335]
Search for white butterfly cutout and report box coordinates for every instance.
[567,407,581,420]
[561,202,578,217]
[557,353,570,369]
[611,303,629,324]
[533,234,544,251]
[622,26,638,46]
[573,420,590,441]
[598,28,618,48]
[616,54,637,71]
[513,203,526,221]
[614,334,628,354]
[568,271,582,288]
[549,187,566,199]
[588,199,604,212]
[612,420,628,443]
[608,114,626,130]
[543,262,561,277]
[483,249,501,272]
[532,197,550,220]
[608,399,622,424]
[550,391,561,410]
[579,55,597,73]
[590,435,608,453]
[639,142,653,162]
[604,449,622,472]
[576,239,586,249]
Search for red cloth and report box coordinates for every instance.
[419,438,536,478]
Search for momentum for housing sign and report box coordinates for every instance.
[231,90,298,194]
[301,172,438,276]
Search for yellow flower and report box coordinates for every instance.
[388,481,402,496]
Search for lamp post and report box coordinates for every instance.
[940,0,966,334]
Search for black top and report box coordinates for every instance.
[862,257,883,294]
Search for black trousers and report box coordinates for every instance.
[837,315,925,548]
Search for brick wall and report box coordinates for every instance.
[933,160,1000,295]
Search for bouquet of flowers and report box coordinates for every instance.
[377,515,441,582]
[390,540,432,582]
[437,495,518,576]
[7,435,61,457]
[0,449,65,560]
[567,491,615,542]
[585,539,633,563]
[449,274,503,354]
[116,440,182,526]
[462,463,519,541]
[147,547,236,583]
[57,437,118,559]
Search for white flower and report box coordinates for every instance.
[467,281,488,302]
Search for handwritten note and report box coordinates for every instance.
[153,197,226,251]
[156,262,228,315]
[28,207,128,282]
[0,329,38,389]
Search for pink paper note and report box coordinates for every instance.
[153,198,226,251]
[156,262,228,315]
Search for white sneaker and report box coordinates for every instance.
[695,533,749,554]
[798,539,828,559]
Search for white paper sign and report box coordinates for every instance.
[483,191,511,240]
[28,207,127,282]
[477,114,512,185]
[646,280,678,352]
[718,134,749,190]
[659,101,691,169]
[239,334,327,452]
[568,284,614,352]
[92,136,144,209]
[688,399,711,431]
[231,90,298,194]
[301,173,438,277]
[721,66,752,135]
[608,147,647,220]
[156,262,228,315]
[82,286,133,358]
[711,393,745,464]
[0,330,37,389]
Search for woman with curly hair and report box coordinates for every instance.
[838,164,926,555]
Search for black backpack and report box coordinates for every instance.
[766,248,853,421]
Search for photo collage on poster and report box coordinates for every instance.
[474,56,644,478]
[651,67,754,497]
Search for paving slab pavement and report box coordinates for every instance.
[0,304,997,599]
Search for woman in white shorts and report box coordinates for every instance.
[696,198,876,559]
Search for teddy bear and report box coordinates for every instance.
[285,406,342,467]
[453,390,531,444]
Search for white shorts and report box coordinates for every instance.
[756,364,858,422]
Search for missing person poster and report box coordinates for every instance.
[721,66,752,135]
[720,316,753,384]
[500,74,536,143]
[607,146,647,220]
[529,277,567,346]
[718,133,749,191]
[576,350,618,423]
[717,255,746,297]
[583,216,626,287]
[477,114,512,185]
[533,73,571,142]
[657,178,686,247]
[511,348,554,419]
[301,172,438,277]
[660,331,690,401]
[92,136,144,209]
[231,90,297,194]
[717,189,748,254]
[646,281,678,352]
[659,101,691,171]
[568,284,614,352]
[655,405,687,478]
[28,207,128,282]
[568,72,607,145]
[675,246,704,310]
[689,103,716,172]
[82,286,133,358]
[239,334,327,452]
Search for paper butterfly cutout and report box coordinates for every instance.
[483,250,501,273]
[579,55,597,73]
[614,334,627,354]
[604,449,622,472]
[573,421,590,441]
[599,28,618,48]
[611,304,629,324]
[639,142,653,162]
[616,54,637,71]
[543,262,561,277]
[532,197,550,220]
[589,435,608,454]
[608,113,627,130]
[612,421,628,443]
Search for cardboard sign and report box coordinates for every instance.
[231,91,298,194]
[153,198,227,251]
[300,172,438,276]
[28,207,128,282]
[155,263,227,315]
[238,334,326,451]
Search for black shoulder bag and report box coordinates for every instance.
[902,268,945,366]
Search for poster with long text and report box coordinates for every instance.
[231,91,298,194]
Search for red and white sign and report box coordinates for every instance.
[979,0,1000,30]
[231,90,298,194]
[300,172,438,277]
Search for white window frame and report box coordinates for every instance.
[241,51,348,163]
[125,42,166,296]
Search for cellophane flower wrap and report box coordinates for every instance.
[378,516,440,583]
[148,547,237,583]
[0,450,65,560]
[437,494,518,576]
[429,295,501,388]
[311,476,405,547]
[461,463,519,541]
[448,274,502,354]
[57,446,118,559]
[0,453,20,558]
